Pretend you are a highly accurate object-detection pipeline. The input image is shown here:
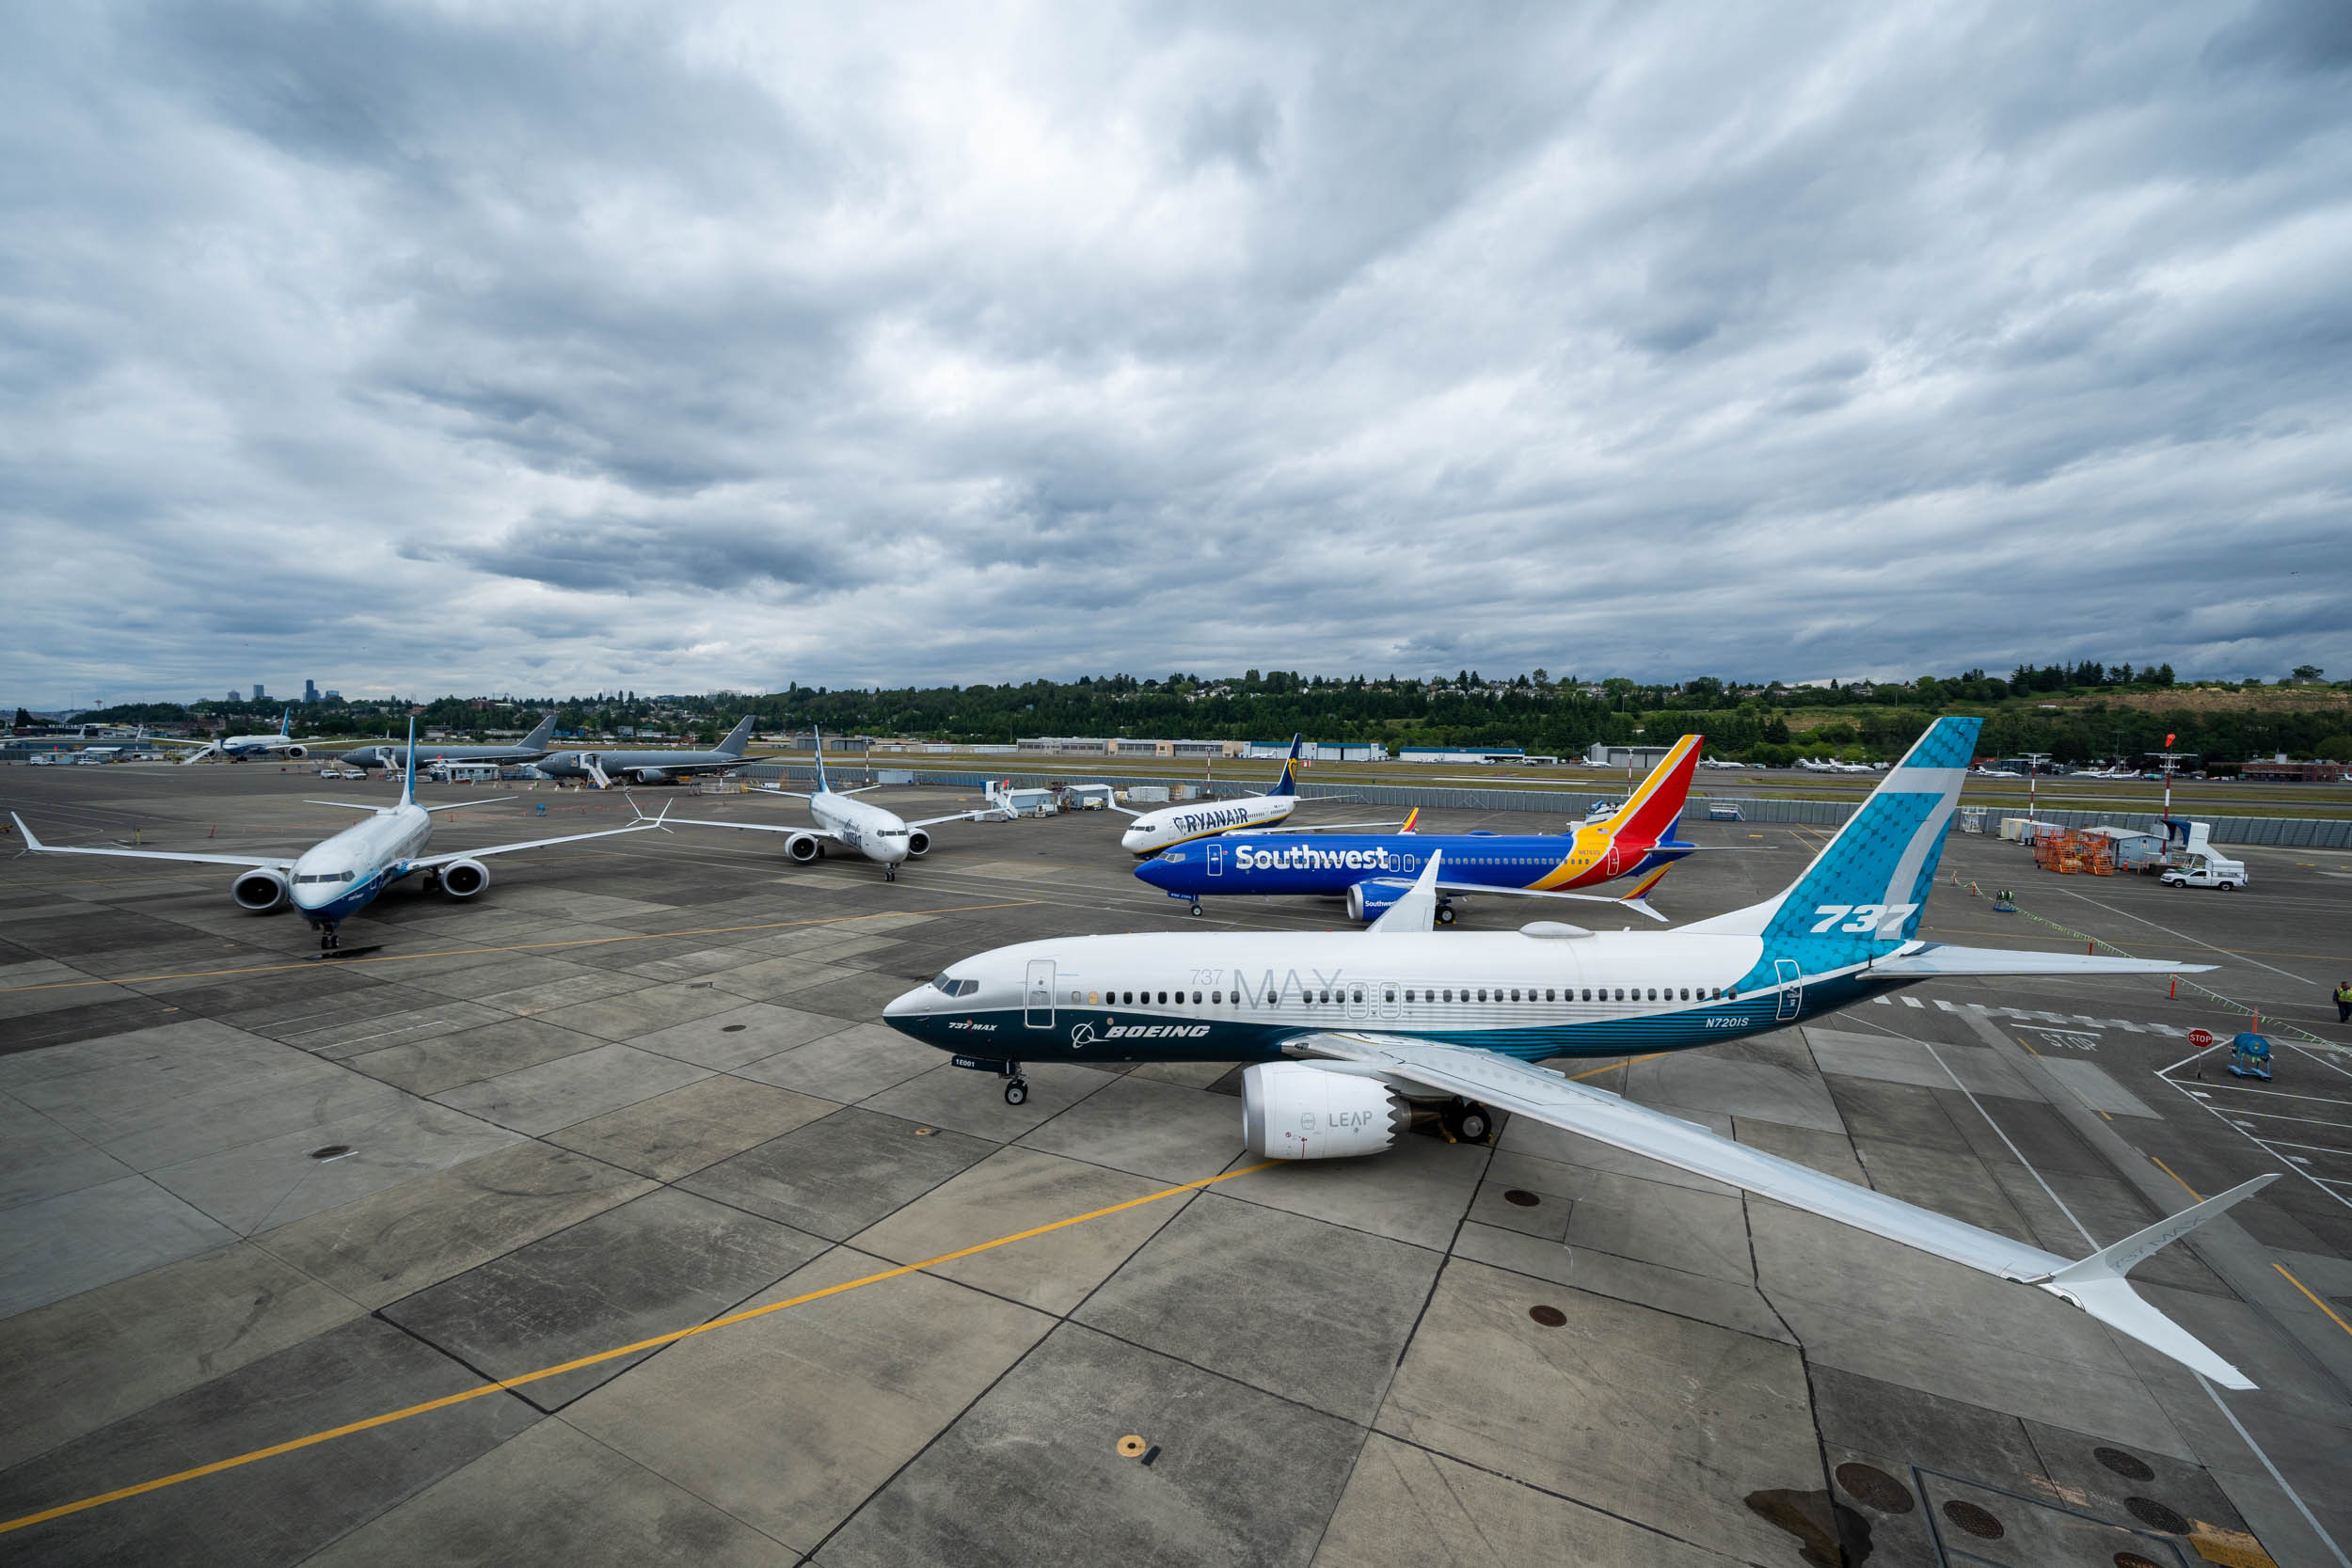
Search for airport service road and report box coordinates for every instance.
[0,766,2348,1567]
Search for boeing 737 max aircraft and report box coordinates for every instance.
[882,717,2268,1388]
[651,731,1001,880]
[12,720,655,950]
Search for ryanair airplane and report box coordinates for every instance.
[1111,735,1311,854]
[1134,734,1702,921]
[882,717,2270,1388]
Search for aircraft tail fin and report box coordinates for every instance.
[811,730,830,794]
[1598,734,1702,844]
[521,712,558,749]
[1685,717,1979,957]
[718,716,755,757]
[1399,807,1420,833]
[280,707,293,737]
[1268,734,1303,798]
[399,718,420,809]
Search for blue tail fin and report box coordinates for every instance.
[1268,734,1302,797]
[280,706,293,737]
[811,728,830,794]
[1689,717,1979,967]
[399,717,419,809]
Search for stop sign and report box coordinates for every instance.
[2188,1028,2214,1049]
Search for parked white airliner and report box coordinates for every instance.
[882,717,2269,1389]
[11,720,655,951]
[651,731,1000,880]
[1112,736,1389,854]
[159,708,316,764]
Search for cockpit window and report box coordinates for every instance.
[929,973,977,997]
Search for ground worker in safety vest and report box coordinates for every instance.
[2337,979,2352,1024]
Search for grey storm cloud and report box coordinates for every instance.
[3,0,2349,707]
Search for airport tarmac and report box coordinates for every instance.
[2,765,2349,1566]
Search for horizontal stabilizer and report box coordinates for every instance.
[1872,944,2215,977]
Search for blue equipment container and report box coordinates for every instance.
[2226,1032,2273,1081]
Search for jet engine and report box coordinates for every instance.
[784,832,823,863]
[230,869,290,912]
[625,768,675,785]
[1241,1062,1410,1160]
[1343,878,1418,922]
[438,859,490,898]
[906,830,931,858]
[283,744,308,759]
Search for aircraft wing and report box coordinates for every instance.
[1431,879,1671,923]
[305,800,386,813]
[1293,1028,2268,1388]
[410,820,656,869]
[905,809,1005,830]
[1232,819,1400,835]
[644,816,841,842]
[10,814,294,871]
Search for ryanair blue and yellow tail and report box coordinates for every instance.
[1689,717,1977,961]
[1267,734,1303,798]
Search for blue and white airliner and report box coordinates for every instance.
[12,720,657,951]
[882,716,2270,1388]
[157,708,316,764]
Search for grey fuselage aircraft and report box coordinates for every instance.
[13,720,654,951]
[341,713,560,773]
[882,716,2273,1392]
[652,731,1001,880]
[537,716,760,786]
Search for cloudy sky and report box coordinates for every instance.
[6,1,2348,706]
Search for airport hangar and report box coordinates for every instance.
[1,760,2348,1567]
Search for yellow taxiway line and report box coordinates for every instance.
[0,1156,1281,1537]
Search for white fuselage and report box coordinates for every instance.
[811,788,918,867]
[1120,793,1296,855]
[883,927,1818,1067]
[287,804,435,920]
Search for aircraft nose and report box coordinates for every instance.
[882,985,932,1033]
[1133,856,1171,888]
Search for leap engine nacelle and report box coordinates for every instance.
[785,832,824,863]
[1241,1062,1410,1159]
[906,830,932,858]
[231,869,290,912]
[1343,878,1419,923]
[438,859,490,897]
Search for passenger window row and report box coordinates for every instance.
[1070,985,1732,1007]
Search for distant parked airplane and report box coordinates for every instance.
[341,713,561,773]
[651,729,1001,880]
[537,717,759,786]
[12,720,653,951]
[159,709,315,764]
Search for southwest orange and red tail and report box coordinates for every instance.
[1601,735,1702,845]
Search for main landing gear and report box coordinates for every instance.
[1001,1063,1029,1105]
[1434,903,1457,927]
[1439,1098,1493,1143]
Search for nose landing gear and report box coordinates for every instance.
[999,1061,1029,1104]
[1188,899,1202,917]
[884,865,898,882]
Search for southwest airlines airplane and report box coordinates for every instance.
[654,730,1001,880]
[11,720,654,950]
[883,717,2268,1388]
[1135,733,1702,922]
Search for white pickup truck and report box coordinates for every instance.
[2161,861,2248,891]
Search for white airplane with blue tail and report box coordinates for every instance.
[882,716,2273,1388]
[11,720,657,952]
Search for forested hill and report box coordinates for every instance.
[65,664,2352,766]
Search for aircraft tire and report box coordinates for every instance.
[1004,1079,1029,1106]
[1435,905,1456,926]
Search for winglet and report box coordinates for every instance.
[2028,1175,2278,1389]
[1368,849,1444,934]
[8,812,44,853]
[1616,862,1673,923]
